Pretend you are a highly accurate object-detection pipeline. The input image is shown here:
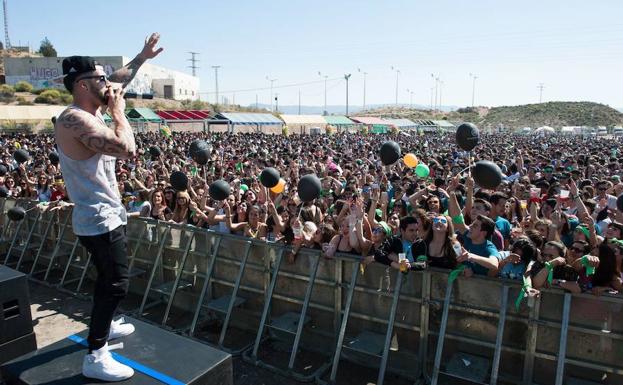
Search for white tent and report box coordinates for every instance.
[533,126,556,135]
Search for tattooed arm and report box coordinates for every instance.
[108,33,164,88]
[58,88,135,159]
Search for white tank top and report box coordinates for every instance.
[56,106,127,236]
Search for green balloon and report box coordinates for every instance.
[240,184,249,192]
[415,163,430,178]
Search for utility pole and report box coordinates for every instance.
[274,93,279,113]
[298,89,301,114]
[538,83,545,103]
[266,76,277,111]
[438,80,444,112]
[469,73,478,107]
[211,65,220,105]
[391,66,400,106]
[431,74,439,111]
[430,87,434,111]
[407,88,414,108]
[187,52,199,77]
[318,71,328,115]
[344,74,351,115]
[358,68,367,110]
[255,94,258,109]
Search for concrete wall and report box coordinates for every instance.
[5,56,199,101]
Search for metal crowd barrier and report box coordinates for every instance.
[1,197,622,385]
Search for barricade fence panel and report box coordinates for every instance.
[1,201,622,385]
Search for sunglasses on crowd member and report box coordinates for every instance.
[372,227,384,234]
[433,217,447,225]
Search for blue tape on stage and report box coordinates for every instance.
[67,334,185,385]
[1,316,233,385]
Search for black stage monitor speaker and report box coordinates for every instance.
[0,265,37,365]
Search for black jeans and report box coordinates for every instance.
[78,225,129,352]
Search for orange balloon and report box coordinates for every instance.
[270,178,286,194]
[403,153,418,168]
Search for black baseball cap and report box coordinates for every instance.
[62,56,99,91]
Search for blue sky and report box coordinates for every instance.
[7,0,623,109]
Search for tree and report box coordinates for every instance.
[38,37,57,57]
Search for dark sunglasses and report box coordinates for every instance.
[433,217,448,224]
[76,74,108,83]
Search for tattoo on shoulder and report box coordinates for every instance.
[59,114,85,131]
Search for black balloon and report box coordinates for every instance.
[7,206,26,221]
[0,185,8,198]
[194,149,210,165]
[169,171,188,191]
[617,194,623,212]
[149,146,162,157]
[14,149,30,164]
[0,164,7,176]
[456,123,480,151]
[260,167,280,188]
[297,174,321,202]
[472,160,503,189]
[209,180,231,201]
[380,141,401,165]
[49,151,59,165]
[189,140,210,165]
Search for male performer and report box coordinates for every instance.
[55,33,163,382]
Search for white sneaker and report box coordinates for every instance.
[82,343,134,381]
[108,317,135,340]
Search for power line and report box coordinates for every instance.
[198,76,343,95]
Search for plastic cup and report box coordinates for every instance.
[520,200,528,209]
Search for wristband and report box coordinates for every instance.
[452,214,465,225]
[581,255,596,276]
[515,276,532,310]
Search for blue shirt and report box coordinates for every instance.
[462,231,501,276]
[495,216,512,240]
[498,252,526,280]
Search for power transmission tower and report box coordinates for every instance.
[538,83,545,103]
[3,0,11,50]
[187,51,199,76]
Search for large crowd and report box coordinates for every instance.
[2,130,623,300]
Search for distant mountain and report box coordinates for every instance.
[354,101,623,129]
[479,101,623,129]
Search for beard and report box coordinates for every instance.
[92,86,108,105]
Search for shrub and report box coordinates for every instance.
[60,94,73,104]
[0,84,15,96]
[16,96,34,105]
[34,89,63,104]
[14,81,34,93]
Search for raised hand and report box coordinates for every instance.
[140,33,164,60]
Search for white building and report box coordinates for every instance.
[4,56,200,101]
